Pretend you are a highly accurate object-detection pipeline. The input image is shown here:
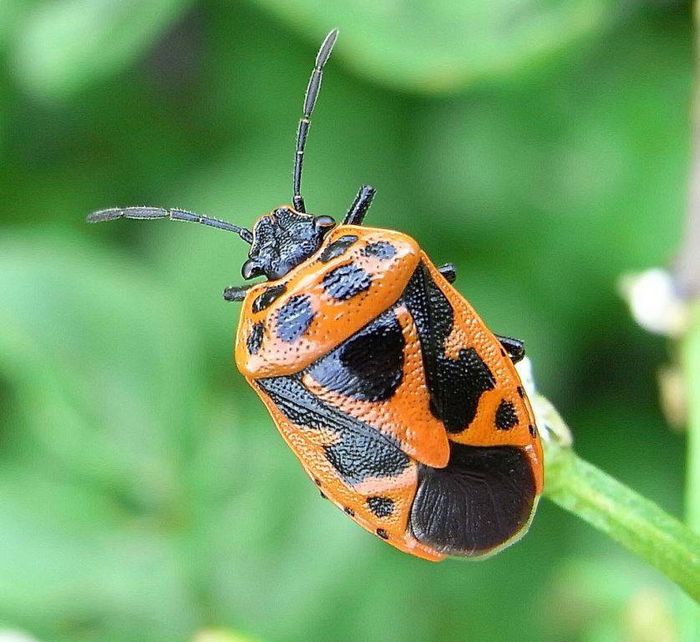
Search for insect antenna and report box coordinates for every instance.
[86,206,254,243]
[292,29,339,214]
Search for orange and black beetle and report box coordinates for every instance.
[88,30,543,561]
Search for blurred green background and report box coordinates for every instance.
[0,1,695,641]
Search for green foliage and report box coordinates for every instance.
[12,0,192,99]
[0,1,696,641]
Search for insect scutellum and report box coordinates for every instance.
[86,29,377,296]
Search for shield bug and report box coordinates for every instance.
[88,30,543,560]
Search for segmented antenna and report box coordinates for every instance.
[292,29,339,213]
[86,206,254,243]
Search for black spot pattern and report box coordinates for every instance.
[517,386,525,398]
[256,376,410,486]
[344,506,355,516]
[402,263,495,432]
[307,309,405,401]
[367,496,394,518]
[247,322,264,355]
[319,235,358,263]
[410,444,536,556]
[376,528,389,540]
[323,263,372,301]
[363,241,396,260]
[495,399,518,431]
[252,283,287,313]
[275,294,314,342]
[528,424,537,438]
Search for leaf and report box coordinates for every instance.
[250,0,615,92]
[11,0,191,100]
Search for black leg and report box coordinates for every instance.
[438,263,457,284]
[496,335,525,363]
[223,285,252,302]
[343,185,376,225]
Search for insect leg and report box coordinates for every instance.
[223,285,252,302]
[438,263,457,284]
[496,335,525,363]
[343,185,376,225]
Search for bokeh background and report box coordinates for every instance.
[0,1,696,641]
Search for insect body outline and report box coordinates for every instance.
[88,29,543,561]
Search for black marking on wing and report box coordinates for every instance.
[323,263,372,301]
[402,263,495,432]
[306,308,405,401]
[247,322,264,355]
[410,444,536,556]
[362,241,396,260]
[367,496,394,518]
[319,235,358,263]
[256,376,410,486]
[252,283,287,313]
[495,399,518,430]
[275,294,314,342]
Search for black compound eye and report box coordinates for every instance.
[242,259,265,280]
[314,215,335,230]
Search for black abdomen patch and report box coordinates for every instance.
[307,309,405,401]
[323,263,372,301]
[275,294,314,342]
[410,444,536,556]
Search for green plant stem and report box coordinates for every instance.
[681,307,700,635]
[683,307,700,534]
[543,440,700,602]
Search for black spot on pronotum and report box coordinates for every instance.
[247,322,264,355]
[344,507,355,516]
[252,283,287,313]
[363,241,396,260]
[529,424,537,438]
[367,496,394,518]
[255,376,410,486]
[319,235,358,262]
[275,294,314,342]
[376,528,389,540]
[323,263,371,301]
[410,444,536,556]
[495,399,518,431]
[307,308,405,401]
